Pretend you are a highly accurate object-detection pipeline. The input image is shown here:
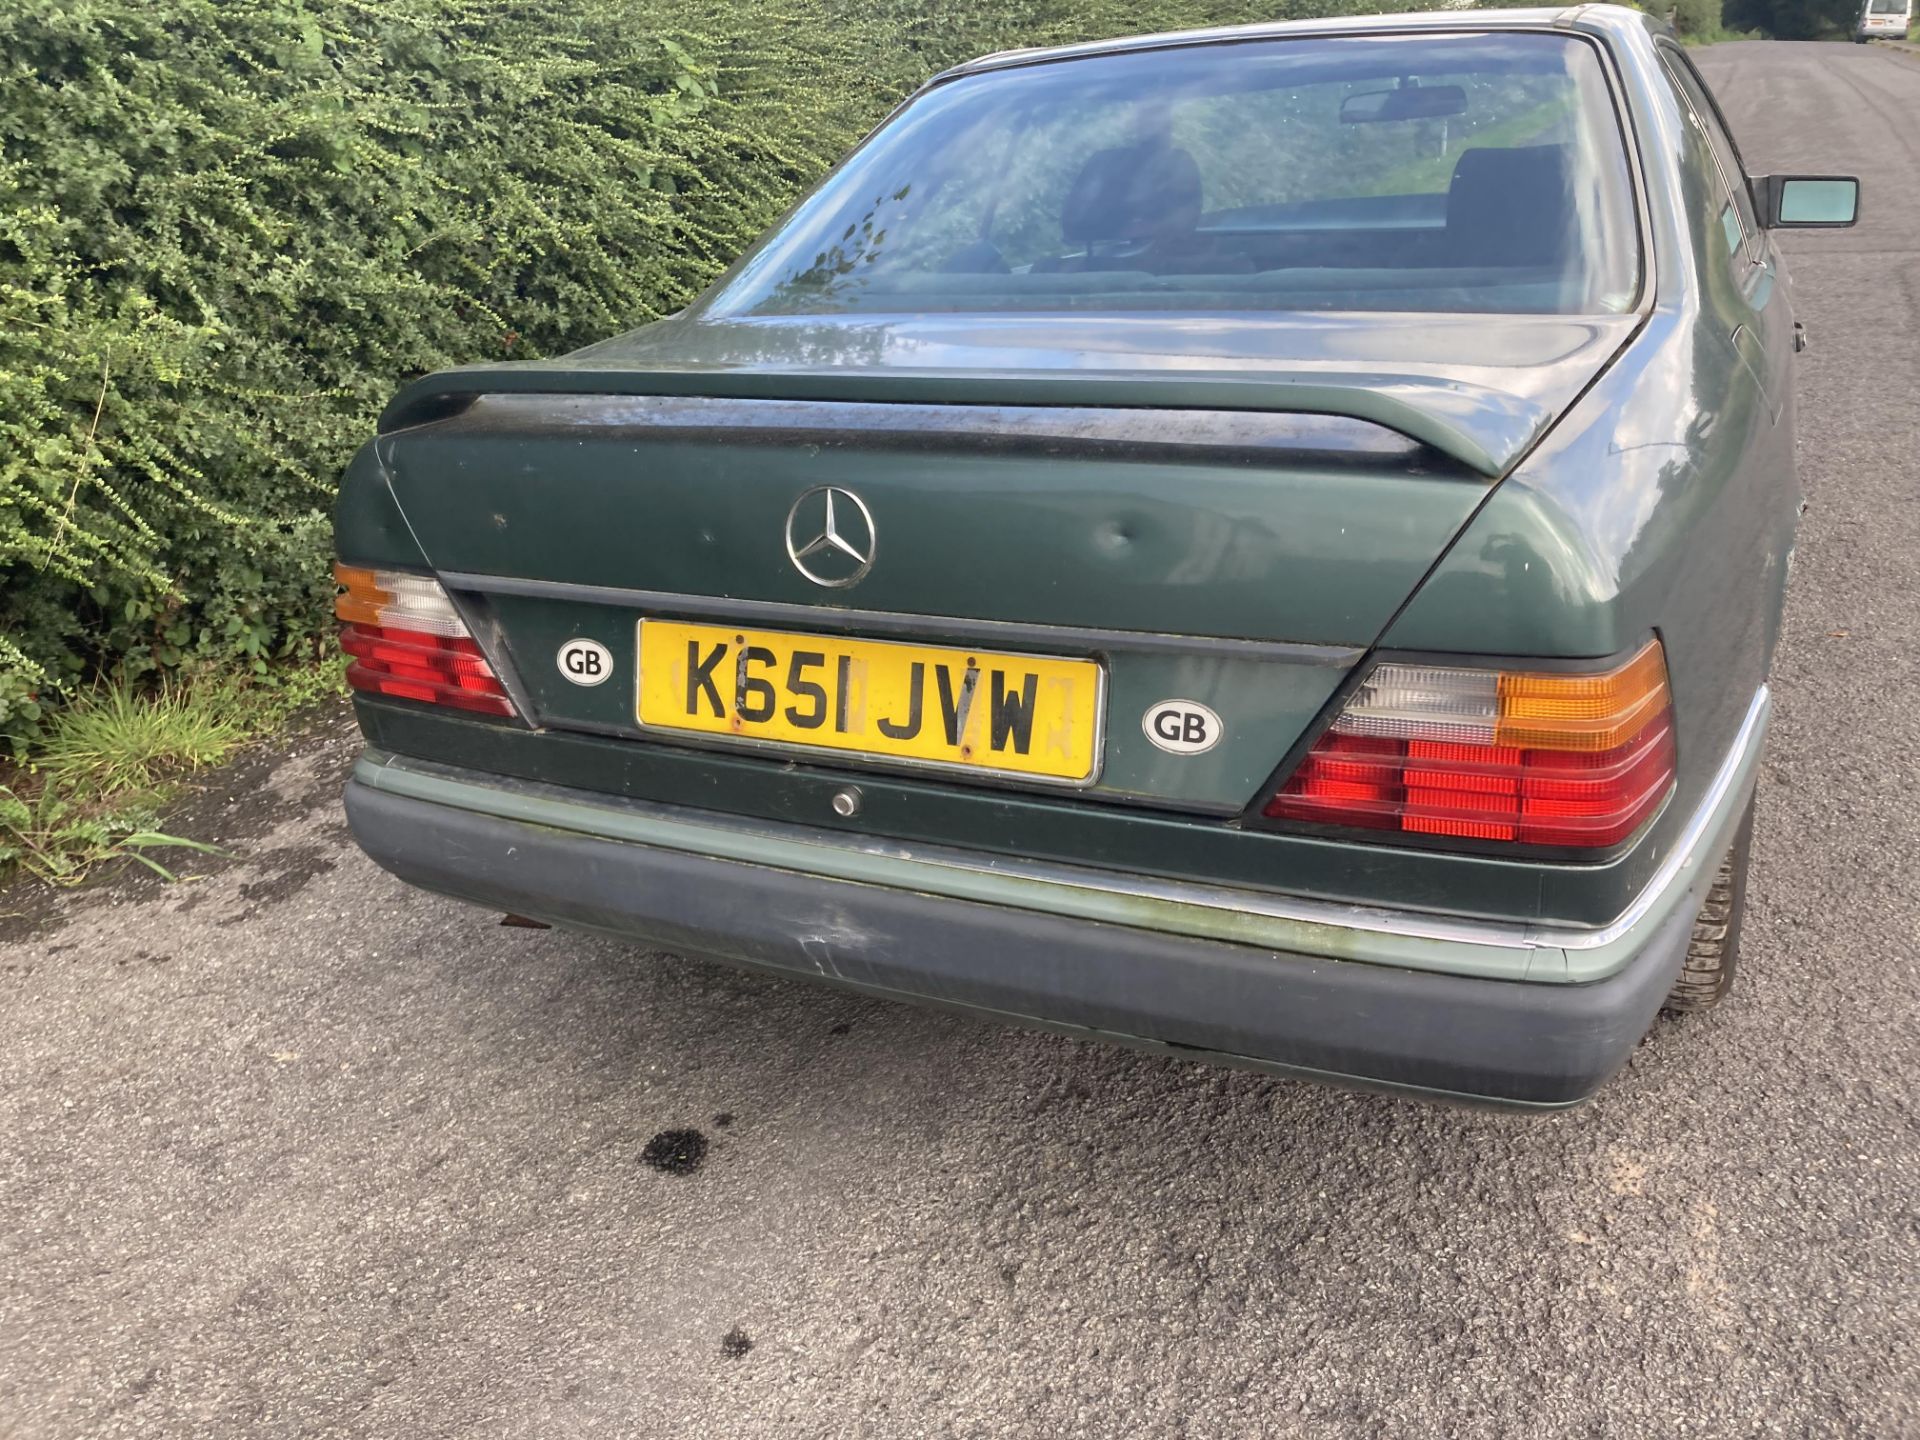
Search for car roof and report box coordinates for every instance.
[933,5,1666,83]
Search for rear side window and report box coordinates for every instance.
[708,33,1641,319]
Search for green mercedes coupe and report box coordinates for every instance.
[336,6,1859,1107]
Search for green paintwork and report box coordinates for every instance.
[374,397,1487,648]
[335,7,1809,970]
[368,391,1499,810]
[474,592,1348,811]
[1385,24,1803,887]
[334,441,424,570]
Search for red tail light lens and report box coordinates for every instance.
[1265,641,1675,849]
[334,564,515,718]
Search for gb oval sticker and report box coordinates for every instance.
[1142,699,1223,756]
[557,637,614,687]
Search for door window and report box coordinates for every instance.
[1659,50,1759,262]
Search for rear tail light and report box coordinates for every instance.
[1264,640,1675,849]
[334,564,516,717]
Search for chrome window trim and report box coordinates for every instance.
[439,572,1365,667]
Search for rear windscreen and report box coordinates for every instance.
[707,33,1641,319]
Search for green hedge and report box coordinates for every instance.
[1722,0,1859,37]
[0,0,1389,740]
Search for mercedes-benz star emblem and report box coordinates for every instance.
[784,485,876,589]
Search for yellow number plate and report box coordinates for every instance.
[636,620,1103,783]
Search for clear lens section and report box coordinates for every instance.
[334,565,471,639]
[1330,663,1498,744]
[374,573,472,638]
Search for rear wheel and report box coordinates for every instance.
[1663,792,1756,1014]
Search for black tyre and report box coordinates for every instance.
[1663,792,1756,1014]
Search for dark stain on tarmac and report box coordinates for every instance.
[641,1129,708,1176]
[237,847,338,906]
[720,1326,754,1359]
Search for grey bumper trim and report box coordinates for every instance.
[349,684,1767,981]
[345,778,1702,1108]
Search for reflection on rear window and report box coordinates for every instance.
[709,33,1641,320]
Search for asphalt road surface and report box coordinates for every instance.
[3,39,1917,1440]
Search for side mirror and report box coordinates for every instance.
[1755,175,1860,228]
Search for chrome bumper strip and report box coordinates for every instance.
[358,687,1767,960]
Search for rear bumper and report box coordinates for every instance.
[344,694,1766,1108]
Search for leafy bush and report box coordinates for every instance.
[1669,0,1726,37]
[0,0,1392,742]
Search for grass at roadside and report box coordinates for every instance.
[0,656,348,887]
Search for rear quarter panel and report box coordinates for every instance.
[1382,20,1798,864]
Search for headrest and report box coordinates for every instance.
[1444,145,1575,267]
[1060,141,1203,246]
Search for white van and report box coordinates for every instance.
[1857,0,1912,41]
